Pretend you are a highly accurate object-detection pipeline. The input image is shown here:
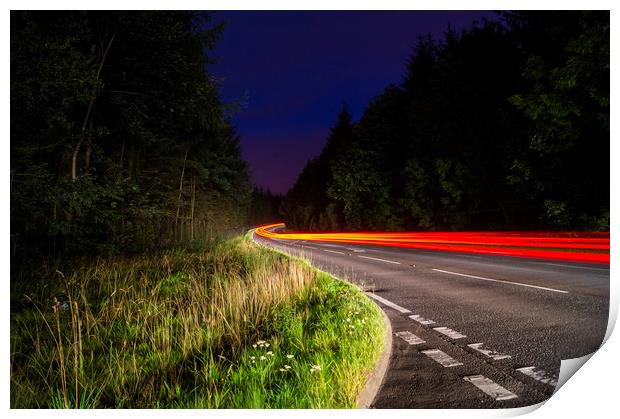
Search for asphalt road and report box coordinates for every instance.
[253,229,609,408]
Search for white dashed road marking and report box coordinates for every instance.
[468,343,511,360]
[527,261,609,272]
[365,293,412,314]
[433,327,467,340]
[358,255,401,265]
[463,375,518,401]
[408,314,436,325]
[318,243,347,248]
[421,349,463,367]
[431,268,569,294]
[395,331,425,345]
[516,366,558,387]
[323,249,346,255]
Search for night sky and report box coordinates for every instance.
[211,11,497,194]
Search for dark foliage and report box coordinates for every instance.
[249,187,283,226]
[11,11,252,263]
[282,11,609,231]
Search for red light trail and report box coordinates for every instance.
[255,223,610,264]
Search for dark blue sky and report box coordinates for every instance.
[210,11,497,194]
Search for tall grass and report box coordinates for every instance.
[11,237,385,408]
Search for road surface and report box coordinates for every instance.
[253,227,609,408]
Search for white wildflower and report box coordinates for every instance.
[260,356,266,361]
[286,354,294,359]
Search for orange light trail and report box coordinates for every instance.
[255,223,610,264]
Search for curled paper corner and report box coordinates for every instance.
[554,353,595,394]
[499,401,547,418]
[551,294,617,395]
[498,353,598,417]
[603,292,618,344]
[552,297,617,395]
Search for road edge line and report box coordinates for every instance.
[357,302,393,409]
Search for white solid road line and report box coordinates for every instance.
[323,249,346,255]
[431,268,569,294]
[395,331,426,345]
[365,293,412,314]
[358,255,401,265]
[433,326,467,340]
[516,366,558,387]
[409,314,436,325]
[421,349,464,367]
[468,343,511,360]
[463,375,518,401]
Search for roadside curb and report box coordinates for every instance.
[357,300,393,409]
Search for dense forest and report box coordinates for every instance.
[11,10,610,267]
[11,11,253,263]
[281,11,609,232]
[249,187,283,227]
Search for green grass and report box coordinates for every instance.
[10,235,386,408]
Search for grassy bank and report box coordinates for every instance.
[10,235,386,408]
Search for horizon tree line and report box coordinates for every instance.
[281,11,609,232]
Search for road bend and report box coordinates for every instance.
[253,227,609,408]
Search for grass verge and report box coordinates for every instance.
[10,235,386,408]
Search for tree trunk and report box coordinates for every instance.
[84,118,94,171]
[175,149,189,239]
[72,20,119,180]
[118,138,125,180]
[190,175,196,240]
